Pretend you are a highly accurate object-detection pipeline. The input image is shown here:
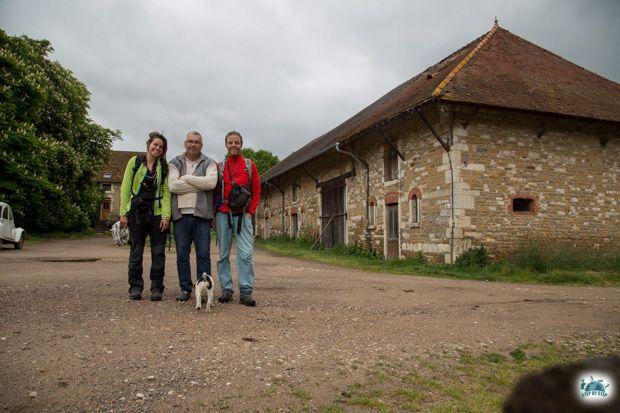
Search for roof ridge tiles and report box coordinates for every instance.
[432,23,499,97]
[494,27,620,87]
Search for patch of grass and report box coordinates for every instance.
[319,405,344,413]
[214,398,230,409]
[368,370,389,382]
[255,238,620,286]
[393,387,427,402]
[290,387,312,400]
[324,337,619,413]
[262,387,278,397]
[510,348,526,362]
[509,241,620,272]
[485,352,506,364]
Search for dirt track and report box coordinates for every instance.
[0,236,618,412]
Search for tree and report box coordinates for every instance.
[240,148,279,176]
[0,29,120,232]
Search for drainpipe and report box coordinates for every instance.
[448,108,456,264]
[416,107,455,264]
[265,181,285,236]
[335,142,371,250]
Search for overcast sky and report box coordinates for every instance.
[1,0,618,161]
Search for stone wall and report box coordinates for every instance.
[453,107,619,256]
[342,109,452,260]
[256,154,351,240]
[258,103,619,262]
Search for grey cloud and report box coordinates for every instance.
[1,0,618,162]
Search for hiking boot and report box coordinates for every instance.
[239,294,256,307]
[150,289,162,301]
[218,291,233,303]
[129,289,142,300]
[175,291,191,302]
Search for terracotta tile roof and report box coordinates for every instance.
[95,150,143,183]
[262,25,620,182]
[439,26,620,121]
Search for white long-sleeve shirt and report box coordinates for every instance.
[169,157,218,215]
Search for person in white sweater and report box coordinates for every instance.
[168,131,218,302]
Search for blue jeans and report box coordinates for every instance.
[173,215,212,292]
[216,212,255,296]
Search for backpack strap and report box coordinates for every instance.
[245,159,252,182]
[218,160,226,204]
[160,158,168,181]
[130,154,146,197]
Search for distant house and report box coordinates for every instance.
[257,23,620,262]
[94,151,139,225]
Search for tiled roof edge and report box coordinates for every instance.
[432,22,499,97]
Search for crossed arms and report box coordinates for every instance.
[168,163,218,194]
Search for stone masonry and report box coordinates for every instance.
[257,103,619,262]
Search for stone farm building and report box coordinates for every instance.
[257,24,620,262]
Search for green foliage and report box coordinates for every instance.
[0,29,120,231]
[290,387,312,400]
[240,147,279,176]
[455,246,489,268]
[256,238,619,286]
[509,241,620,273]
[510,348,526,362]
[411,251,426,264]
[485,352,506,363]
[332,243,382,259]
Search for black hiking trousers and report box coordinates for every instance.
[127,211,166,293]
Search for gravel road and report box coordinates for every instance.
[0,236,618,412]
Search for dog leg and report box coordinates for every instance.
[206,287,213,312]
[195,283,202,311]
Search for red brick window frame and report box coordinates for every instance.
[508,194,539,215]
[368,196,377,227]
[408,188,422,226]
[384,191,399,206]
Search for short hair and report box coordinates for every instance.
[225,131,243,145]
[186,131,202,142]
[147,131,167,155]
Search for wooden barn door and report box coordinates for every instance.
[320,179,346,248]
[386,204,399,259]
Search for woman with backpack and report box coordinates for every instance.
[119,131,171,301]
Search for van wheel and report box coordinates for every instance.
[14,236,24,250]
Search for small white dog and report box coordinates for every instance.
[195,272,214,312]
